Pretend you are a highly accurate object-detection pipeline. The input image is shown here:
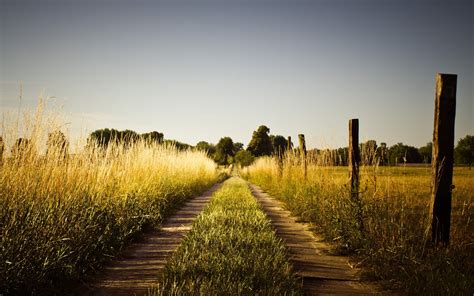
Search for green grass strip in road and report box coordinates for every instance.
[153,177,301,295]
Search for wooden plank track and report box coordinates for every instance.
[82,182,223,296]
[248,182,385,295]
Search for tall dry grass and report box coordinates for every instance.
[243,153,473,295]
[0,101,218,294]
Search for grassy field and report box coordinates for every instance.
[154,177,302,295]
[243,155,474,295]
[0,137,218,294]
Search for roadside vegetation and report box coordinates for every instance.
[154,178,302,295]
[0,104,218,294]
[243,154,473,295]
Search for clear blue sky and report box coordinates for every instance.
[1,0,472,149]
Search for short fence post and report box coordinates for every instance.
[431,73,457,246]
[298,134,307,179]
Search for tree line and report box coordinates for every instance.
[0,127,472,168]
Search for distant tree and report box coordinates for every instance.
[235,150,255,167]
[196,141,216,155]
[247,125,273,157]
[418,142,432,164]
[47,131,69,159]
[11,138,33,159]
[141,131,164,145]
[360,140,377,165]
[376,142,388,166]
[455,135,474,168]
[88,128,118,147]
[233,142,244,154]
[215,137,234,165]
[271,135,288,156]
[164,139,192,150]
[388,143,422,165]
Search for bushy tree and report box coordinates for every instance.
[418,142,432,164]
[376,142,388,166]
[271,135,288,156]
[233,142,244,154]
[141,131,164,145]
[360,140,377,165]
[196,141,216,155]
[247,125,273,157]
[235,150,255,167]
[388,143,422,165]
[215,137,235,165]
[455,135,474,168]
[164,139,192,150]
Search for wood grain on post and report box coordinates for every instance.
[348,119,360,199]
[298,134,307,179]
[431,73,457,246]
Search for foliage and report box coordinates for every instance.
[196,141,216,156]
[233,142,244,154]
[163,139,192,151]
[455,135,474,167]
[234,150,255,167]
[418,142,432,164]
[247,125,273,157]
[214,137,235,166]
[155,178,301,295]
[270,135,288,156]
[387,143,422,165]
[360,140,377,165]
[141,131,164,145]
[88,129,164,148]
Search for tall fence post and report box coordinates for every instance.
[431,73,457,246]
[349,119,364,233]
[349,119,360,199]
[298,134,307,179]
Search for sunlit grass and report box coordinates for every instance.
[153,177,302,295]
[0,102,219,294]
[243,154,473,295]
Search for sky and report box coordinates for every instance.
[1,0,472,149]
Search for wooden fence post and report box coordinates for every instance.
[349,119,360,199]
[287,136,293,151]
[431,73,457,246]
[298,134,307,179]
[349,119,364,233]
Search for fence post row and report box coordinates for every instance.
[298,134,307,179]
[431,73,457,246]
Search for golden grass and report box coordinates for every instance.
[243,153,474,294]
[0,102,219,294]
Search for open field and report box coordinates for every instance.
[0,139,218,294]
[154,177,301,295]
[243,155,474,295]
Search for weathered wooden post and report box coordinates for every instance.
[349,119,360,199]
[287,136,293,151]
[298,134,307,179]
[431,73,457,246]
[0,136,4,165]
[349,119,364,233]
